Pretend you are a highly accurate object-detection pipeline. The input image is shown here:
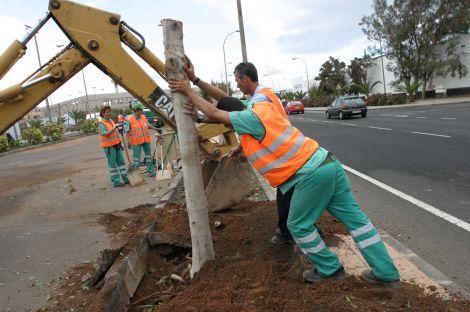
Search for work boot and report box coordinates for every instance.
[303,266,345,283]
[360,269,400,288]
[271,228,293,245]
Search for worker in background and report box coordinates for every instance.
[169,78,401,287]
[98,105,129,187]
[184,56,318,245]
[117,109,126,135]
[126,101,157,176]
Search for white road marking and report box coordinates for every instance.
[416,117,428,119]
[395,115,409,118]
[368,126,392,131]
[342,123,357,126]
[322,121,334,123]
[298,118,305,120]
[343,165,470,233]
[308,119,317,122]
[412,131,451,138]
[442,118,456,120]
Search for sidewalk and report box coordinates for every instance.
[305,95,470,111]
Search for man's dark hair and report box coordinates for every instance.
[217,97,246,112]
[233,62,258,82]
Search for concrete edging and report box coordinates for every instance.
[94,171,184,311]
[0,132,95,157]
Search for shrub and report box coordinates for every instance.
[302,96,336,107]
[41,122,64,141]
[22,128,43,145]
[80,118,99,134]
[366,93,408,106]
[0,136,7,152]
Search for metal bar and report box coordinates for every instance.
[21,12,52,45]
[22,74,52,88]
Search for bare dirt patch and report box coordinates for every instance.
[39,200,470,311]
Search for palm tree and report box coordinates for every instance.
[396,79,421,102]
[28,117,43,129]
[357,80,382,97]
[294,91,307,100]
[68,109,86,126]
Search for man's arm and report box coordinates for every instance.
[169,78,231,126]
[184,55,229,101]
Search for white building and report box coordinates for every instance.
[367,34,470,96]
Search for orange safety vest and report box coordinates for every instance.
[240,102,319,187]
[256,87,287,118]
[117,114,125,123]
[99,118,121,148]
[127,115,151,146]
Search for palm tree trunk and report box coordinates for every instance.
[162,19,215,278]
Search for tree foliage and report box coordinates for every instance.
[348,56,372,86]
[68,109,87,126]
[294,91,307,100]
[27,117,43,129]
[315,57,347,95]
[361,0,470,98]
[22,128,43,145]
[357,80,382,97]
[41,122,64,141]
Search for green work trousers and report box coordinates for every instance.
[131,142,154,173]
[287,158,400,282]
[103,145,129,187]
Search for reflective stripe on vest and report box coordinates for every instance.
[99,119,121,148]
[127,115,151,146]
[240,102,319,187]
[257,87,287,118]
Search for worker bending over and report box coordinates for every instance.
[169,78,400,287]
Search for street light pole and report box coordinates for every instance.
[236,0,248,62]
[26,24,52,122]
[292,57,310,93]
[223,30,240,95]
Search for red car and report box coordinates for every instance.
[284,101,305,115]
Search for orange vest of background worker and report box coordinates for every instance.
[241,102,319,187]
[127,115,151,146]
[99,119,121,148]
[256,87,287,118]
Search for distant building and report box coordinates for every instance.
[367,33,470,96]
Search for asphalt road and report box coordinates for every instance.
[0,135,169,311]
[289,103,470,292]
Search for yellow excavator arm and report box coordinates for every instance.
[0,0,238,159]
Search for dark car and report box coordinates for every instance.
[285,101,305,115]
[326,96,367,119]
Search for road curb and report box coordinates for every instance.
[382,232,470,299]
[253,165,469,298]
[304,97,470,112]
[92,172,184,311]
[0,133,95,157]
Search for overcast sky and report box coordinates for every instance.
[0,0,375,106]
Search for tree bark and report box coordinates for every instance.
[421,76,427,99]
[162,19,214,278]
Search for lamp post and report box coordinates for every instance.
[292,57,310,93]
[263,75,275,91]
[223,30,239,94]
[25,24,52,122]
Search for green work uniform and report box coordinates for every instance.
[125,117,154,174]
[98,122,129,187]
[229,109,400,281]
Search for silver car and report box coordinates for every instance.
[326,96,367,119]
